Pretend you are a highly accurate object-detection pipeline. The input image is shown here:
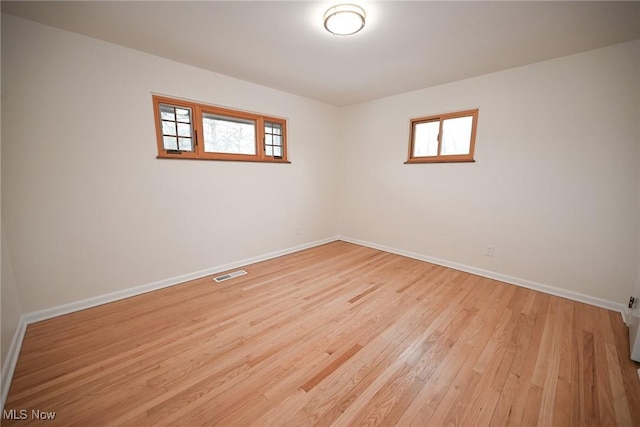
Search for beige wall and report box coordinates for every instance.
[1,14,340,315]
[337,40,640,304]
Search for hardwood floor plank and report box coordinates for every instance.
[502,296,551,426]
[552,299,576,427]
[4,241,640,426]
[583,329,602,425]
[609,311,640,424]
[537,298,564,427]
[592,307,618,426]
[301,344,364,392]
[490,372,521,426]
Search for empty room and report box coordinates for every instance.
[2,1,640,425]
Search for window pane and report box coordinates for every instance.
[177,122,191,137]
[178,137,192,151]
[266,146,273,156]
[202,113,256,154]
[163,136,178,150]
[160,105,175,121]
[273,135,281,146]
[413,121,439,157]
[274,146,282,157]
[162,121,176,136]
[176,108,191,123]
[441,116,473,155]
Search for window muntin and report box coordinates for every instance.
[159,104,194,152]
[153,95,288,163]
[264,121,284,158]
[407,109,478,163]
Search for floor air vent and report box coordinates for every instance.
[213,270,247,283]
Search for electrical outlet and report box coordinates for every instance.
[484,246,495,257]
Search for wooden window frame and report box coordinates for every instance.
[405,109,478,164]
[153,95,289,163]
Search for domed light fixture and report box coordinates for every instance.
[324,4,366,36]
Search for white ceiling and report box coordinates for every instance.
[3,1,639,106]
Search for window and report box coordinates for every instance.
[158,103,195,152]
[264,121,285,158]
[153,95,288,162]
[406,109,478,163]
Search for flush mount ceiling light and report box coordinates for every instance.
[324,4,366,36]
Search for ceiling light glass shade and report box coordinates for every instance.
[324,4,366,36]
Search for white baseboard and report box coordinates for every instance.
[2,234,628,409]
[1,236,339,410]
[1,315,27,412]
[337,235,626,314]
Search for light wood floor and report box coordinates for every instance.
[4,241,640,426]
